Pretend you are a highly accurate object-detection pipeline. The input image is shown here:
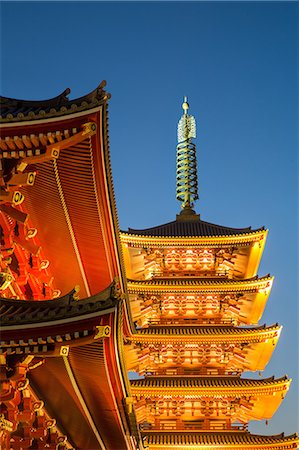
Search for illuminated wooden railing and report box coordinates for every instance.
[145,368,241,377]
[139,422,248,432]
[152,269,232,279]
[146,317,237,326]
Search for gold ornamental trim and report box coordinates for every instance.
[131,378,291,398]
[128,324,282,345]
[94,325,111,339]
[127,275,273,295]
[60,346,70,356]
[143,433,299,450]
[120,229,268,248]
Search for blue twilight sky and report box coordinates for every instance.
[1,1,298,435]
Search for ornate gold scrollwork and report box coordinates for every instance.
[0,272,13,291]
[26,228,38,238]
[0,414,14,432]
[17,379,29,391]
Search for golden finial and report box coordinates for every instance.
[182,96,189,114]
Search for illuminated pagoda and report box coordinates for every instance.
[120,98,299,449]
[0,86,298,450]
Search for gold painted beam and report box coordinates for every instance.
[130,377,291,397]
[127,275,274,294]
[128,324,282,345]
[120,229,267,248]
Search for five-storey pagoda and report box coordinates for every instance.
[121,98,298,449]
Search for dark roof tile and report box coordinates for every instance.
[143,431,299,446]
[125,219,264,238]
[131,375,288,389]
[0,82,109,123]
[0,283,116,325]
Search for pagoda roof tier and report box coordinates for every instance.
[125,324,281,374]
[121,229,267,281]
[0,284,140,449]
[127,275,273,294]
[121,222,267,246]
[0,283,122,359]
[0,83,128,304]
[131,376,291,422]
[131,375,290,394]
[142,431,299,450]
[131,323,281,343]
[0,82,109,123]
[125,219,263,238]
[0,283,117,327]
[128,275,273,326]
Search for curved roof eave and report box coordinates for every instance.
[123,218,264,238]
[0,81,110,123]
[127,274,273,289]
[134,323,281,338]
[142,431,299,447]
[0,283,118,327]
[120,222,267,246]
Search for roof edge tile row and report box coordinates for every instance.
[0,81,109,123]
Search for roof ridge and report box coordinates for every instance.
[131,375,289,384]
[0,88,71,107]
[127,274,273,285]
[123,218,265,239]
[138,323,280,334]
[0,81,109,123]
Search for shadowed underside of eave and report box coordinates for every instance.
[1,85,123,304]
[18,135,113,298]
[29,339,130,450]
[29,357,100,450]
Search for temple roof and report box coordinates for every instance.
[143,431,299,447]
[131,375,289,390]
[0,81,109,123]
[127,274,272,290]
[1,284,137,448]
[0,283,118,326]
[136,323,280,338]
[0,82,126,301]
[125,218,264,238]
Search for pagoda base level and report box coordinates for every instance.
[142,430,299,449]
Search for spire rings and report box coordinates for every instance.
[176,140,199,209]
[176,98,199,212]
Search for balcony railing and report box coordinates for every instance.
[146,368,241,377]
[152,269,232,279]
[139,422,248,432]
[146,317,237,326]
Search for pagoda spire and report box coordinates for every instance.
[176,96,199,218]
